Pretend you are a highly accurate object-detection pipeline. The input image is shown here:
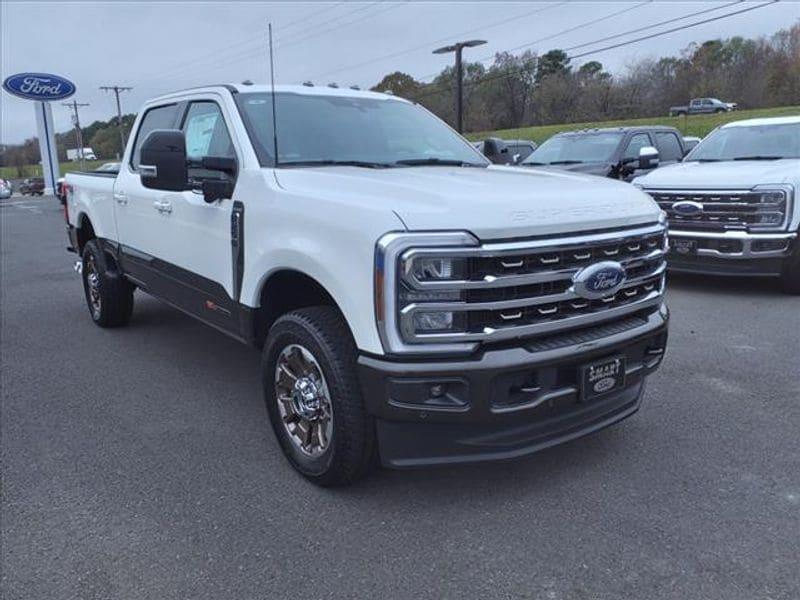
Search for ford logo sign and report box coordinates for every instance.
[2,72,76,101]
[672,200,703,216]
[573,261,626,300]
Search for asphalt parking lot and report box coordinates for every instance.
[2,195,799,600]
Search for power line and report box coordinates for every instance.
[276,1,405,52]
[100,85,132,158]
[275,1,385,48]
[411,0,779,103]
[561,0,744,53]
[275,1,347,34]
[142,2,404,88]
[137,3,375,87]
[415,0,651,84]
[305,1,567,82]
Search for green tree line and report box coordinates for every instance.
[372,22,800,132]
[0,113,136,177]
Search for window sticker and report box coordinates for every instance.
[185,112,219,158]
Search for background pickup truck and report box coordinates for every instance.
[520,126,686,181]
[634,116,800,294]
[65,83,669,486]
[669,97,737,116]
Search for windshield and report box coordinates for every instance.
[522,132,623,165]
[686,122,800,161]
[235,92,487,168]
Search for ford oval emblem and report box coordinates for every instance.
[573,261,626,300]
[2,72,76,101]
[672,200,703,216]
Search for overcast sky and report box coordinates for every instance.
[1,0,797,144]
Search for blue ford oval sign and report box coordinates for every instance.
[672,200,704,216]
[573,261,626,300]
[2,72,75,101]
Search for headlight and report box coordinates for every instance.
[751,184,793,231]
[375,231,478,355]
[406,256,467,282]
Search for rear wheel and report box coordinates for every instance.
[262,306,375,486]
[81,240,135,327]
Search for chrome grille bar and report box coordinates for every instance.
[385,223,668,349]
[647,188,791,232]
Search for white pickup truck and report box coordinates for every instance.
[65,84,669,486]
[634,116,800,293]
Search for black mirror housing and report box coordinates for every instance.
[201,179,234,203]
[139,129,188,191]
[201,156,237,176]
[482,137,512,164]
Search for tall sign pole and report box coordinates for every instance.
[33,102,59,194]
[2,72,77,195]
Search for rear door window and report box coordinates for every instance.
[654,132,683,162]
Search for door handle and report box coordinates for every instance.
[113,191,127,205]
[153,200,172,214]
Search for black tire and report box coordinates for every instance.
[715,108,725,114]
[262,306,375,487]
[780,243,800,295]
[81,239,135,327]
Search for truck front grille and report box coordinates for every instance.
[650,190,788,231]
[398,223,667,346]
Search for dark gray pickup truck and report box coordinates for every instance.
[669,97,737,116]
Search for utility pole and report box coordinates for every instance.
[432,39,487,134]
[62,100,90,170]
[100,85,132,159]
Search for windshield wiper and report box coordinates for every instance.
[394,158,485,167]
[522,161,546,166]
[548,160,584,165]
[732,155,784,161]
[688,158,722,163]
[280,159,393,169]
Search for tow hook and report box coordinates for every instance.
[74,259,83,275]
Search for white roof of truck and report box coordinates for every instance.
[150,83,407,104]
[721,115,800,128]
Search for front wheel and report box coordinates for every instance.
[81,240,135,327]
[262,306,375,486]
[780,242,800,295]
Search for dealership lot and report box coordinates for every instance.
[2,196,799,599]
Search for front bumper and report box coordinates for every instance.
[667,229,797,276]
[358,306,668,468]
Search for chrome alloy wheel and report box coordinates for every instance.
[274,344,334,457]
[85,254,102,320]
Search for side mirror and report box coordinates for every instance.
[638,146,660,170]
[139,129,188,191]
[482,137,511,164]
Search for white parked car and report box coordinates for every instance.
[0,179,12,199]
[635,116,800,293]
[65,84,669,485]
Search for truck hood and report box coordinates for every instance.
[274,165,659,241]
[521,162,612,177]
[635,159,800,189]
